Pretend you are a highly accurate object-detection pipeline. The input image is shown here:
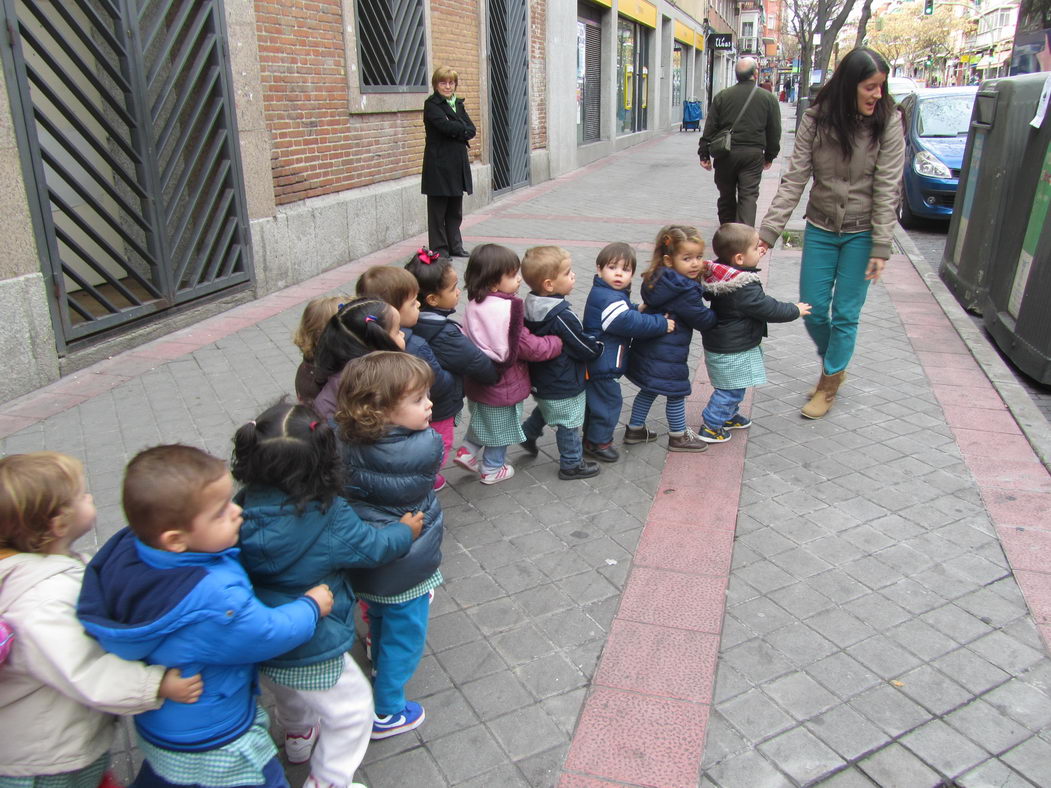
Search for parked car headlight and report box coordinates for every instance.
[913,150,952,179]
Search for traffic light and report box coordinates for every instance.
[924,0,934,14]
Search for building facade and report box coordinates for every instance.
[0,0,713,404]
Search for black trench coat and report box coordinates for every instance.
[421,92,475,197]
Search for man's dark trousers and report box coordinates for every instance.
[713,147,765,226]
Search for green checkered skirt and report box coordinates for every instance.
[466,401,525,446]
[530,392,586,429]
[704,346,766,389]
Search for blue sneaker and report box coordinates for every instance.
[698,424,731,443]
[723,414,752,430]
[371,701,425,740]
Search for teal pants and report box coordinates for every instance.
[800,223,873,375]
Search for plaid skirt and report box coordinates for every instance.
[466,401,525,446]
[704,346,767,390]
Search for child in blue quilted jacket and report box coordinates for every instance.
[625,225,718,453]
[582,242,675,462]
[234,402,423,788]
[335,351,444,741]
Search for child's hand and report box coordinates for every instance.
[638,303,648,312]
[796,302,812,317]
[305,584,334,617]
[665,316,676,333]
[401,510,425,539]
[159,668,203,704]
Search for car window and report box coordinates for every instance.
[916,96,974,137]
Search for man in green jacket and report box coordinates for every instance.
[699,57,782,226]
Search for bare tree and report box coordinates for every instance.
[854,0,874,49]
[784,0,861,93]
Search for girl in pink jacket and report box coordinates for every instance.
[455,244,562,484]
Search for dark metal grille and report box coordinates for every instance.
[356,0,427,91]
[582,22,601,143]
[4,0,251,348]
[488,0,530,192]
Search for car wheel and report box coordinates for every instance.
[897,186,918,229]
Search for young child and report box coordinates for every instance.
[293,295,347,407]
[518,245,603,480]
[77,445,334,788]
[405,248,498,490]
[698,223,810,442]
[234,402,424,786]
[335,351,443,739]
[355,265,454,430]
[456,243,563,484]
[625,225,719,452]
[312,297,406,420]
[0,452,202,785]
[582,242,675,462]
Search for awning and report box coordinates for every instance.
[974,55,997,69]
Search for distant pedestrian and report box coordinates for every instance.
[422,66,475,258]
[235,401,422,782]
[699,57,782,226]
[758,47,905,419]
[456,244,562,484]
[761,79,774,92]
[625,225,718,452]
[293,294,347,408]
[582,242,674,462]
[696,223,810,443]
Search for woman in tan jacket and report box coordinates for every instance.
[758,48,905,418]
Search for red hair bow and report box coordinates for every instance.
[417,248,439,264]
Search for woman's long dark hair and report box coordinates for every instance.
[312,297,403,383]
[812,47,896,159]
[232,401,342,513]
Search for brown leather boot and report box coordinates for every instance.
[801,371,846,419]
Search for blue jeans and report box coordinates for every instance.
[584,378,622,446]
[132,757,287,788]
[368,593,431,716]
[702,387,747,429]
[522,407,584,469]
[801,223,874,374]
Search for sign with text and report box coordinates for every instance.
[708,33,733,50]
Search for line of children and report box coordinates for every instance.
[518,245,604,480]
[293,295,347,408]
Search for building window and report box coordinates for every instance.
[742,21,754,38]
[356,0,428,92]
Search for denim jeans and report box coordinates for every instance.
[702,387,747,429]
[584,378,622,446]
[522,407,583,469]
[801,223,874,374]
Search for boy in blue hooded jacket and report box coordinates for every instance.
[78,445,333,788]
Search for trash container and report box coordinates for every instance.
[981,104,1051,384]
[940,74,1050,313]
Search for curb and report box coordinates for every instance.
[893,225,1051,474]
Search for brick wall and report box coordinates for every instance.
[529,0,547,150]
[255,0,483,206]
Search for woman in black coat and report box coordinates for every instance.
[422,66,476,258]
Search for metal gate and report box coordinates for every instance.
[1,0,252,350]
[488,0,530,193]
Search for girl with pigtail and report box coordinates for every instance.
[625,224,718,453]
[233,401,422,786]
[311,297,407,420]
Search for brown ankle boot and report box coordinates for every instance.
[801,371,846,419]
[667,428,709,452]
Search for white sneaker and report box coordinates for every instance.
[453,446,480,473]
[480,464,515,485]
[286,725,318,764]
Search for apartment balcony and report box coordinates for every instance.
[739,36,761,53]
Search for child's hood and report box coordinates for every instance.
[702,260,762,295]
[0,552,83,615]
[236,486,330,581]
[643,267,703,309]
[77,528,220,657]
[524,292,570,323]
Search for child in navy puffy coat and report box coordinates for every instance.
[625,225,718,453]
[582,242,674,462]
[405,249,498,490]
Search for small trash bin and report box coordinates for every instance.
[981,105,1051,384]
[940,73,1050,313]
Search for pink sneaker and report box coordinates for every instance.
[285,725,318,764]
[480,464,515,485]
[433,473,447,491]
[453,447,480,473]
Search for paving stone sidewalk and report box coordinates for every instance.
[2,106,1050,787]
